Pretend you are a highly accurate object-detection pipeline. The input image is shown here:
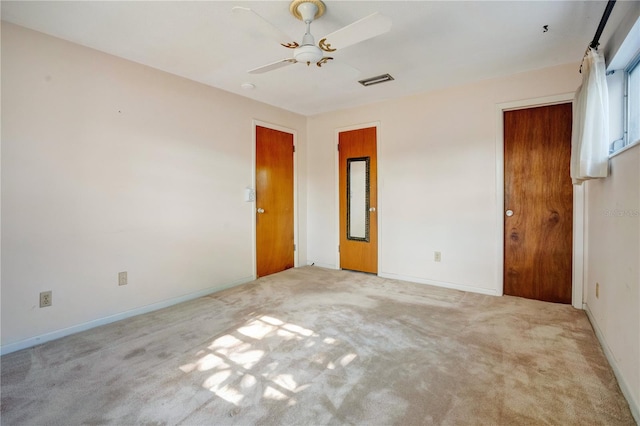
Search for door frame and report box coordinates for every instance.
[495,93,584,309]
[252,119,298,279]
[334,121,381,271]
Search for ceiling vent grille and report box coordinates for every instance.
[358,73,394,87]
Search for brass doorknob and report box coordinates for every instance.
[257,208,265,214]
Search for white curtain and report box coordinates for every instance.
[571,47,610,185]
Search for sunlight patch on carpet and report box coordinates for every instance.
[178,313,351,407]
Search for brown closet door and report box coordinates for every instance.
[504,103,573,303]
[256,126,294,277]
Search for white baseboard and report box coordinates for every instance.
[378,271,499,296]
[0,275,255,356]
[584,303,640,424]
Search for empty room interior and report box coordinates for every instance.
[1,1,639,424]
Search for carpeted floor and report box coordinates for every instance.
[1,266,635,425]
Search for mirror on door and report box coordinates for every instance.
[347,157,370,242]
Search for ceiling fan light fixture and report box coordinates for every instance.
[294,44,323,64]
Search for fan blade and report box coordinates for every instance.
[232,6,295,45]
[248,59,297,75]
[319,12,391,52]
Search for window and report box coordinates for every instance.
[627,55,639,147]
[609,54,640,155]
[608,15,640,156]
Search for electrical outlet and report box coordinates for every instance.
[434,251,442,262]
[118,271,128,286]
[596,282,599,298]
[40,291,52,308]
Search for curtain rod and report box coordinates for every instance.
[580,0,616,73]
[590,0,616,50]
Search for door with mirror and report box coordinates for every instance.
[339,127,378,273]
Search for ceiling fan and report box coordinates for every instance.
[232,0,392,74]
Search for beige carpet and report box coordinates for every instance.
[1,266,635,425]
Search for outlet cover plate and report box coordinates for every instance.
[40,291,52,308]
[118,271,128,286]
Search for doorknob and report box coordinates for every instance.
[369,207,376,212]
[257,208,265,214]
[506,209,514,217]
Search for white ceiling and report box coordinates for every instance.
[0,1,627,116]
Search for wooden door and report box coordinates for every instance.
[504,103,573,303]
[339,127,378,274]
[256,126,294,277]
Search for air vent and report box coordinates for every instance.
[358,73,394,87]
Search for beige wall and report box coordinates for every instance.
[1,23,307,350]
[584,145,640,417]
[584,4,640,419]
[306,63,581,294]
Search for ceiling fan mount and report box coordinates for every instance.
[289,0,326,22]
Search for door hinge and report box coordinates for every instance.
[293,145,295,153]
[338,245,340,253]
[337,144,340,151]
[294,244,296,251]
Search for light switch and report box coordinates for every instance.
[244,187,256,202]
